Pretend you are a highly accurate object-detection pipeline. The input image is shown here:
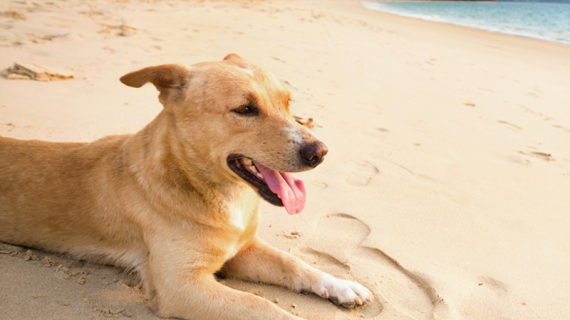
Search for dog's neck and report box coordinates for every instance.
[122,110,249,227]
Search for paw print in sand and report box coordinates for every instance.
[345,161,379,187]
[292,213,444,319]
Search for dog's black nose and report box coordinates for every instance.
[300,141,328,168]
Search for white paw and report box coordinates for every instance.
[318,274,373,308]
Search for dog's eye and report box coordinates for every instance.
[233,104,256,115]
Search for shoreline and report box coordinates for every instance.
[351,0,570,53]
[362,0,570,47]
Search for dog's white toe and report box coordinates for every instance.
[319,274,373,308]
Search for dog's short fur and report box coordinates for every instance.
[0,54,372,319]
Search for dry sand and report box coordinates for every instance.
[1,0,570,319]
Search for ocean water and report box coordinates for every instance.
[363,1,570,45]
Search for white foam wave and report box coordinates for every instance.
[362,1,570,46]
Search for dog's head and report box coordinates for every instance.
[120,54,327,215]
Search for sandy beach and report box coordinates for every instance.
[1,0,570,319]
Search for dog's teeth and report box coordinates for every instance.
[256,172,263,179]
[248,165,257,173]
[242,158,252,166]
[277,194,281,199]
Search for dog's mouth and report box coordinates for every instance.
[227,155,306,215]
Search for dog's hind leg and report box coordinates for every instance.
[221,238,373,308]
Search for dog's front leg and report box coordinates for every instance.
[146,237,301,320]
[221,238,373,308]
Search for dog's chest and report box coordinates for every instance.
[223,207,247,261]
[228,207,245,231]
[220,188,259,261]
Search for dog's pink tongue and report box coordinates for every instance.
[253,161,306,215]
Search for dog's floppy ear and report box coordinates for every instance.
[120,64,188,99]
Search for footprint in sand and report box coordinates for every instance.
[99,24,138,37]
[552,124,570,133]
[345,161,379,187]
[310,181,328,189]
[292,213,444,319]
[497,120,522,132]
[519,146,554,162]
[519,150,554,161]
[477,276,508,295]
[362,127,390,139]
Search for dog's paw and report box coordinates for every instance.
[318,274,373,308]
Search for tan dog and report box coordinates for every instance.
[0,54,372,319]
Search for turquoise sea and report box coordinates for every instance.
[363,1,570,45]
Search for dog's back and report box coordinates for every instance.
[0,135,137,257]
